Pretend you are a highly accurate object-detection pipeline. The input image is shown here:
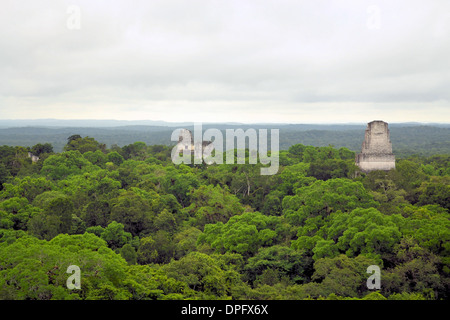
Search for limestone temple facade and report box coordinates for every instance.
[355,120,396,172]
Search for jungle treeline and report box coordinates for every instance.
[0,134,448,300]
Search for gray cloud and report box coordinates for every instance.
[0,0,449,123]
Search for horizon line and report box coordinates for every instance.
[1,118,449,125]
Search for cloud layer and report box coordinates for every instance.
[0,0,449,123]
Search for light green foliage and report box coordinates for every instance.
[137,236,158,264]
[199,211,281,256]
[123,265,186,299]
[56,169,121,211]
[161,165,200,207]
[292,207,402,262]
[83,150,107,167]
[283,178,378,226]
[325,208,402,257]
[100,221,132,250]
[106,151,124,166]
[0,138,448,300]
[398,206,450,256]
[277,163,315,196]
[312,239,339,261]
[163,252,240,298]
[0,176,55,202]
[183,184,245,228]
[0,233,130,300]
[41,151,97,180]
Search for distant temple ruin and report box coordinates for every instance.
[175,129,214,160]
[355,120,396,173]
[27,152,40,163]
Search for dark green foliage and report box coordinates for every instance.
[198,211,282,256]
[0,163,11,190]
[0,135,448,300]
[31,143,53,156]
[64,135,106,154]
[245,245,307,285]
[109,190,156,236]
[107,151,124,166]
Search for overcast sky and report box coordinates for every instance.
[0,0,449,124]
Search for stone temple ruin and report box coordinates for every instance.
[175,129,214,160]
[355,120,396,173]
[27,152,40,163]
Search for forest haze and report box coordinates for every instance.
[0,122,449,157]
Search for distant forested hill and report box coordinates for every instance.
[280,126,450,157]
[0,123,449,157]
